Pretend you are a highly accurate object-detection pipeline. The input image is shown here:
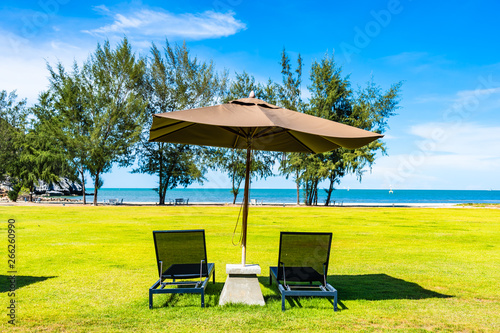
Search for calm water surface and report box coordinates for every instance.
[70,188,500,204]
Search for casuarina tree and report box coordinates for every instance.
[47,38,147,205]
[134,41,226,205]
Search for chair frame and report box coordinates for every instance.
[149,230,215,308]
[269,231,338,311]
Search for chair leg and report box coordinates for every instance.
[201,291,205,308]
[213,269,216,284]
[281,294,286,311]
[333,294,338,311]
[149,290,153,309]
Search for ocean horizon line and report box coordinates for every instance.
[71,188,500,204]
[91,187,499,191]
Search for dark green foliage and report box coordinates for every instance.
[7,182,21,202]
[135,41,226,205]
[3,40,400,206]
[1,90,76,201]
[0,90,28,181]
[21,96,77,201]
[44,63,91,203]
[280,52,401,205]
[47,37,147,205]
[278,48,303,112]
[7,190,18,202]
[277,49,304,204]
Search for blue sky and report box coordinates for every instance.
[1,0,500,190]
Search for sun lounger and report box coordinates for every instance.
[149,230,215,308]
[269,232,338,311]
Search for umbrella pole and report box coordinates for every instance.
[241,146,251,266]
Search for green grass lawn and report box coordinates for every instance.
[1,205,499,332]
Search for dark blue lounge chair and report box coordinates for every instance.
[149,230,215,308]
[269,232,338,311]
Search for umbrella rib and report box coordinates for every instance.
[286,131,316,154]
[150,120,187,133]
[249,127,259,140]
[220,126,249,148]
[254,127,287,139]
[150,122,197,141]
[253,127,275,138]
[220,126,243,137]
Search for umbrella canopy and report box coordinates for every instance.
[150,97,382,154]
[149,95,383,265]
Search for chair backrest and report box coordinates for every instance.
[153,230,208,279]
[277,232,332,284]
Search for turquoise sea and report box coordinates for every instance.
[72,188,500,205]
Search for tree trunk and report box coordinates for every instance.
[159,176,169,206]
[313,184,318,205]
[305,180,311,206]
[313,179,319,205]
[159,185,166,205]
[93,173,100,206]
[158,181,165,205]
[295,170,300,205]
[29,184,34,202]
[231,172,241,204]
[305,178,319,206]
[80,167,86,205]
[325,175,335,206]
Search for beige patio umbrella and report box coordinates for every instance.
[149,94,383,265]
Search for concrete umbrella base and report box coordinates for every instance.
[219,264,265,306]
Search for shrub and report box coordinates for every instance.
[8,190,19,202]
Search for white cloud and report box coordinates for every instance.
[84,9,246,40]
[412,78,500,108]
[410,122,500,155]
[380,52,453,73]
[377,78,500,190]
[376,122,500,189]
[0,30,90,104]
[456,87,500,99]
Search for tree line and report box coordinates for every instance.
[0,37,401,206]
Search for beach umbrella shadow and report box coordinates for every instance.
[263,273,451,310]
[330,273,452,309]
[0,275,56,293]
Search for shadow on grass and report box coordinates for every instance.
[152,274,452,310]
[262,274,453,311]
[151,282,225,309]
[0,275,56,293]
[330,274,453,301]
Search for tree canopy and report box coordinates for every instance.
[134,41,226,205]
[2,38,401,206]
[46,38,147,205]
[0,90,28,182]
[282,52,401,205]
